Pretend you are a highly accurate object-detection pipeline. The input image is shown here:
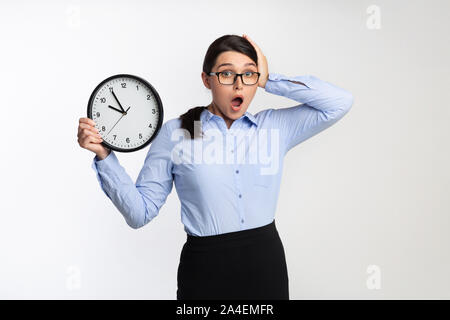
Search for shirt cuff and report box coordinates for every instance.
[91,151,119,200]
[93,150,116,168]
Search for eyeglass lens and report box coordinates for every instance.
[218,72,258,85]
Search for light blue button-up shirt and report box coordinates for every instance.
[91,72,353,236]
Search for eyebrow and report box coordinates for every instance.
[217,62,257,69]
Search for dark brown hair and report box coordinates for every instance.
[178,34,258,139]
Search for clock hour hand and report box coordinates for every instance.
[111,88,126,113]
[108,105,124,114]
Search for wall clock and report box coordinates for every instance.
[87,74,164,152]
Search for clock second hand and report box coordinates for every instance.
[106,106,131,136]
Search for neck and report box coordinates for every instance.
[207,102,233,129]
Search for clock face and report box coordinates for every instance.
[87,74,164,152]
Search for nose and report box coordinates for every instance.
[234,74,244,88]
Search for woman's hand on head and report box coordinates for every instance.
[243,34,269,88]
[77,117,111,160]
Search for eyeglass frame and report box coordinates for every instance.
[207,71,261,85]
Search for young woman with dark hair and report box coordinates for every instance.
[78,34,353,300]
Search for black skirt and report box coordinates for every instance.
[176,219,289,300]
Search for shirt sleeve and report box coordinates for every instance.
[91,123,174,229]
[264,72,353,154]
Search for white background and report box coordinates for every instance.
[0,0,449,299]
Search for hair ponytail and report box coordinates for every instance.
[179,106,207,139]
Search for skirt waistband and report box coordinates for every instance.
[186,219,278,247]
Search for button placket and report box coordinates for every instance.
[233,164,245,227]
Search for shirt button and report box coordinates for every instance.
[231,150,234,153]
[241,219,244,223]
[239,194,242,198]
[235,170,239,174]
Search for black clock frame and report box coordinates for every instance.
[87,73,164,153]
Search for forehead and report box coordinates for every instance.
[214,51,256,69]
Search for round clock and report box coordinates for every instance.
[87,74,164,152]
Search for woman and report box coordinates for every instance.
[77,34,353,300]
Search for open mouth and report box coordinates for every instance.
[231,97,243,111]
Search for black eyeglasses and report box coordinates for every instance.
[208,71,261,85]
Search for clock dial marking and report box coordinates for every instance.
[87,74,163,152]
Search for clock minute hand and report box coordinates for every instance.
[111,89,126,113]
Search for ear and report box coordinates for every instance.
[201,72,211,90]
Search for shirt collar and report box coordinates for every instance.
[200,107,258,127]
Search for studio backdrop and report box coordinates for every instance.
[0,0,449,299]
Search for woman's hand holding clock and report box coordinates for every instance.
[77,117,111,160]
